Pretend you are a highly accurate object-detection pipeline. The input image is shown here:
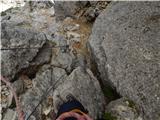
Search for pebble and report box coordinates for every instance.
[66,31,81,42]
[1,84,13,110]
[71,24,80,31]
[4,91,10,96]
[64,24,80,31]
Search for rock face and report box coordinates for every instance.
[1,1,106,120]
[105,98,142,120]
[89,2,160,120]
[52,67,105,119]
[20,65,105,120]
[25,1,54,11]
[51,51,73,72]
[3,1,160,120]
[3,109,17,120]
[54,1,108,21]
[54,1,88,20]
[20,65,66,120]
[1,21,46,80]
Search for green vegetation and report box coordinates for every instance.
[103,112,117,120]
[47,40,57,47]
[16,22,32,28]
[1,7,13,16]
[4,7,13,13]
[1,11,7,16]
[102,86,120,101]
[125,98,136,108]
[51,41,57,46]
[1,7,19,16]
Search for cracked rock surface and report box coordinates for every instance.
[1,1,160,120]
[1,1,106,120]
[52,67,105,119]
[105,98,143,120]
[89,2,160,120]
[1,21,46,80]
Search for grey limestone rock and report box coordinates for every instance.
[51,51,73,73]
[54,1,88,20]
[54,1,108,22]
[20,65,105,120]
[106,98,143,120]
[89,2,160,120]
[52,67,106,119]
[20,65,67,120]
[3,109,17,120]
[1,21,46,80]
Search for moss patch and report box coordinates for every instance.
[125,98,136,108]
[102,86,120,101]
[103,112,117,120]
[46,40,57,47]
[0,8,12,16]
[1,11,7,16]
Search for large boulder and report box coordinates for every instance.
[54,1,88,20]
[2,109,17,120]
[1,21,46,80]
[54,1,108,22]
[105,98,142,120]
[89,2,160,120]
[52,67,105,119]
[20,65,66,120]
[20,65,105,120]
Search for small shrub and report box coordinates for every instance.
[103,112,117,120]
